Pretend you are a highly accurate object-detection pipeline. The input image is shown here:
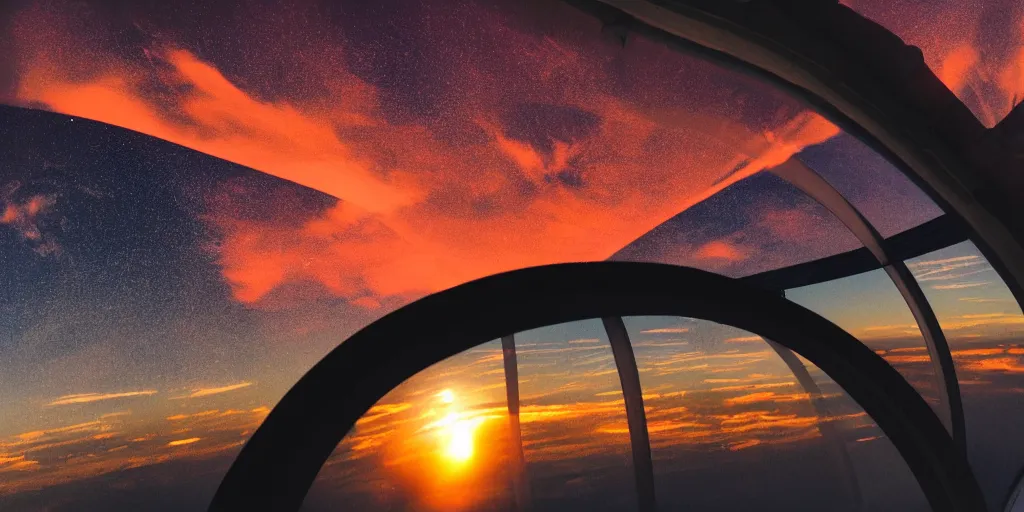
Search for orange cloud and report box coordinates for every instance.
[707,381,796,393]
[724,392,811,406]
[694,240,748,262]
[882,354,932,364]
[846,1,1024,126]
[6,5,840,307]
[939,45,981,96]
[933,282,992,290]
[909,256,980,268]
[166,438,201,447]
[166,410,219,422]
[728,439,762,451]
[963,357,1024,373]
[181,382,253,399]
[640,328,690,334]
[724,336,762,343]
[46,390,157,406]
[0,192,60,256]
[953,348,1006,357]
[941,313,1024,331]
[0,454,27,465]
[958,297,1010,303]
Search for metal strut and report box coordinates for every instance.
[771,158,966,453]
[602,316,657,512]
[501,335,531,510]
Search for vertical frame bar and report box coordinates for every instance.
[602,316,657,512]
[771,158,966,453]
[501,335,530,510]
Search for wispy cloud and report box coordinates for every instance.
[912,260,985,276]
[908,255,979,268]
[179,382,253,399]
[958,297,1010,303]
[941,313,1024,331]
[728,439,762,451]
[166,437,201,447]
[0,193,61,256]
[46,390,157,406]
[932,281,991,290]
[724,391,811,406]
[634,341,690,348]
[724,336,762,343]
[916,268,992,282]
[641,327,689,334]
[857,323,920,340]
[963,358,1024,373]
[693,240,749,262]
[862,324,917,332]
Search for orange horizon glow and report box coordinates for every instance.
[3,326,1024,501]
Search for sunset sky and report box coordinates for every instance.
[0,0,1023,510]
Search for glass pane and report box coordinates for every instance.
[304,321,638,511]
[622,316,929,511]
[785,270,943,414]
[1012,477,1024,512]
[796,133,943,237]
[306,316,933,511]
[304,340,514,510]
[612,172,862,277]
[845,0,1023,127]
[510,320,637,512]
[0,0,836,505]
[907,240,1024,508]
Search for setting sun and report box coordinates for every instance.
[426,390,488,467]
[443,413,484,463]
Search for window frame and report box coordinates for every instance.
[210,262,982,512]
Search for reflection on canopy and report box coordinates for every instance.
[846,0,1024,127]
[4,0,839,306]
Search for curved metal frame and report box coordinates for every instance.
[766,339,864,511]
[1005,468,1024,512]
[500,334,530,510]
[741,214,970,292]
[771,158,966,451]
[602,316,656,512]
[209,262,984,512]
[580,0,1024,309]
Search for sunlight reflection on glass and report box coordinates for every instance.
[423,391,486,468]
[305,318,933,511]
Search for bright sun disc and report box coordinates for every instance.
[446,418,476,462]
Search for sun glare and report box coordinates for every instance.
[438,389,455,404]
[429,390,486,467]
[444,414,483,463]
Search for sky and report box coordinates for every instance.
[0,0,1023,510]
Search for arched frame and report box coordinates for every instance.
[209,263,984,512]
[579,0,1024,307]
